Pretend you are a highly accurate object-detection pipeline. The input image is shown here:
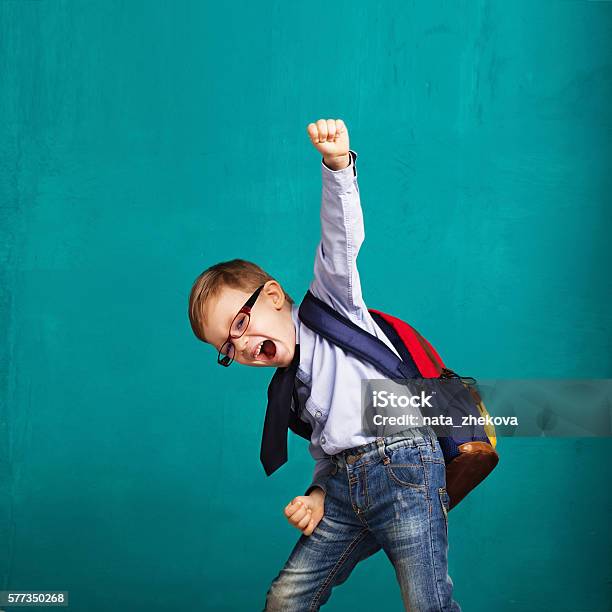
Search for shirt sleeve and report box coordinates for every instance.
[295,389,335,495]
[304,452,335,496]
[309,149,371,327]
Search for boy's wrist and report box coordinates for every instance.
[322,152,351,171]
[308,486,326,499]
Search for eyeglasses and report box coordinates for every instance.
[217,284,265,367]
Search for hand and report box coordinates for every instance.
[284,488,325,536]
[306,118,350,169]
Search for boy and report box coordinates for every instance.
[188,118,461,611]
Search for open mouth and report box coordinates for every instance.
[253,339,277,362]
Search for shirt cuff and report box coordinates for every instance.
[305,480,329,496]
[304,463,336,496]
[321,149,358,187]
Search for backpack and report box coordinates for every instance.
[298,290,499,510]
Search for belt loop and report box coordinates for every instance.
[376,437,390,465]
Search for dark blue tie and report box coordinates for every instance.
[260,344,302,476]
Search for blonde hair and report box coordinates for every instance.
[188,258,294,343]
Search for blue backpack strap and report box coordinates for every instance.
[298,290,419,379]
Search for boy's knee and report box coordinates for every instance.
[264,573,321,612]
[264,577,296,611]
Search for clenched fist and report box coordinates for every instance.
[284,488,325,537]
[306,118,350,171]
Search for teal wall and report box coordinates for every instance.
[1,1,610,610]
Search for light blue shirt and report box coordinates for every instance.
[290,149,416,495]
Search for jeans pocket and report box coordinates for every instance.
[384,445,427,490]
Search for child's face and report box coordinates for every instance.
[203,281,296,368]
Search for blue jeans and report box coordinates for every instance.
[264,426,461,611]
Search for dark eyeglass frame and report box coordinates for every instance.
[217,284,265,367]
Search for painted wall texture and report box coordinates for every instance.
[1,1,610,610]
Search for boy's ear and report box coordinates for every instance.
[263,279,286,310]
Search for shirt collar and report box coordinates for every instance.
[290,303,310,384]
[291,303,301,343]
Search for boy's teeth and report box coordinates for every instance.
[254,341,264,358]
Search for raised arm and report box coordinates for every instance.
[306,119,369,325]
